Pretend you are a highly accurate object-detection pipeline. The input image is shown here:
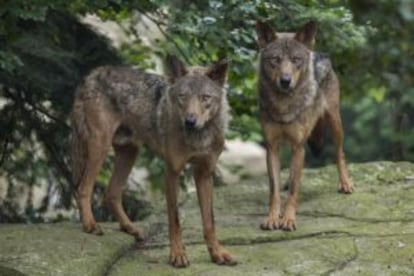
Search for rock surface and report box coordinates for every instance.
[1,162,414,275]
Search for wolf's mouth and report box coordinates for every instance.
[185,126,204,135]
[185,120,197,130]
[184,121,203,132]
[276,85,293,95]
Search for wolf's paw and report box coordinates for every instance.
[170,249,190,268]
[211,249,237,266]
[120,224,145,242]
[260,216,281,230]
[338,182,353,194]
[83,222,103,235]
[280,217,296,231]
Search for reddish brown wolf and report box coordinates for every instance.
[70,55,236,267]
[255,21,353,231]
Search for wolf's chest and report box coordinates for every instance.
[261,86,323,125]
[182,130,221,156]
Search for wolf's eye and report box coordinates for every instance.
[292,56,301,64]
[267,56,281,68]
[270,56,281,65]
[178,94,186,101]
[202,95,212,102]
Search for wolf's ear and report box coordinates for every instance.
[294,21,317,48]
[206,58,228,87]
[165,54,187,81]
[256,21,277,49]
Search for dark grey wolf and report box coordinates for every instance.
[255,21,353,231]
[70,55,236,267]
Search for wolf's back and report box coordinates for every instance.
[70,66,167,189]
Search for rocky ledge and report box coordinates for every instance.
[1,162,414,275]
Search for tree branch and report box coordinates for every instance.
[135,7,191,63]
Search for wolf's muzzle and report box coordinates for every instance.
[279,75,291,89]
[185,114,197,130]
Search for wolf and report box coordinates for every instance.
[255,21,353,231]
[70,55,236,267]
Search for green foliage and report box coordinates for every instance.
[1,0,413,223]
[345,0,414,160]
[0,7,121,221]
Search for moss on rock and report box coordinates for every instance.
[1,162,414,275]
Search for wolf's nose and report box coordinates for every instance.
[185,114,197,129]
[280,76,291,89]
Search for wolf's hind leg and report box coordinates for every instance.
[76,131,112,235]
[283,148,295,191]
[106,144,144,241]
[326,107,353,194]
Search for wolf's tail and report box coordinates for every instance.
[307,116,328,157]
[70,94,89,194]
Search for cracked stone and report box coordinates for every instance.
[0,162,414,275]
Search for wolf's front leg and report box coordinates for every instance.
[261,141,282,230]
[165,165,189,268]
[193,159,237,266]
[282,144,305,231]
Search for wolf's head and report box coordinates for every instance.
[256,21,317,94]
[165,55,228,131]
